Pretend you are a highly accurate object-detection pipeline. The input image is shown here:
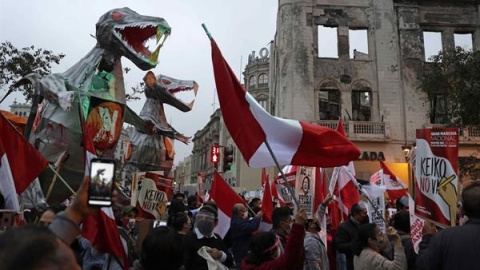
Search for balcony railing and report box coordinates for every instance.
[315,120,389,141]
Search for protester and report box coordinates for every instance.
[353,223,407,270]
[304,194,333,270]
[333,202,369,270]
[171,211,192,237]
[183,202,234,270]
[168,198,187,227]
[249,198,262,215]
[395,196,409,212]
[187,195,199,211]
[230,203,264,269]
[416,181,480,270]
[242,208,307,270]
[118,205,140,268]
[131,226,184,270]
[391,211,416,270]
[271,206,294,253]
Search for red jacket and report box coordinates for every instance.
[241,223,305,270]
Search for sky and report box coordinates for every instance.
[0,0,278,165]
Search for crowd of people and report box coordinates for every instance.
[0,177,479,270]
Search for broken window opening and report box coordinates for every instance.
[454,33,473,51]
[319,89,341,120]
[349,29,369,59]
[318,25,338,58]
[352,90,371,121]
[423,31,443,62]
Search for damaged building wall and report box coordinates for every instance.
[271,0,480,163]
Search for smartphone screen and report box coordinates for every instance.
[88,158,115,207]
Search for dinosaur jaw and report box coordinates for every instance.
[113,23,169,67]
[167,82,199,112]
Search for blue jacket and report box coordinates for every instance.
[230,216,261,269]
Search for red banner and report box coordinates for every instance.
[414,128,459,227]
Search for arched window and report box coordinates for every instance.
[249,76,256,88]
[318,81,341,120]
[258,74,268,86]
[351,82,372,121]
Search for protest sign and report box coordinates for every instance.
[414,128,459,227]
[295,166,316,218]
[133,171,172,220]
[363,184,386,232]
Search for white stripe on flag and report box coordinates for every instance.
[0,154,20,211]
[213,209,230,238]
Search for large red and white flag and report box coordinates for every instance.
[0,113,47,211]
[370,161,408,202]
[80,120,128,269]
[209,39,360,168]
[210,171,244,238]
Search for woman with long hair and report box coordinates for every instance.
[241,209,307,270]
[353,223,407,270]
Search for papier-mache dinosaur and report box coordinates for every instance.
[13,8,196,201]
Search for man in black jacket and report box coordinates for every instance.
[183,202,234,270]
[333,202,369,270]
[416,181,480,270]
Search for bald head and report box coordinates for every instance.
[462,181,480,218]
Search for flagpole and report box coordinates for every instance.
[47,164,76,195]
[264,140,300,207]
[45,153,69,201]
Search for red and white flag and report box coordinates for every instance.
[209,39,360,168]
[0,113,47,211]
[328,119,359,229]
[259,176,274,231]
[210,171,244,238]
[370,161,408,202]
[261,168,268,187]
[80,120,128,269]
[272,165,297,206]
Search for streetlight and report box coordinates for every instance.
[401,145,411,162]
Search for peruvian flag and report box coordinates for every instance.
[261,168,268,187]
[80,118,128,269]
[210,171,244,238]
[209,39,360,168]
[259,176,274,231]
[0,113,48,211]
[371,161,408,202]
[328,119,359,228]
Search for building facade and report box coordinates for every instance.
[9,100,31,117]
[174,154,192,192]
[270,0,480,181]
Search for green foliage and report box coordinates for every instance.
[422,47,480,126]
[0,41,65,101]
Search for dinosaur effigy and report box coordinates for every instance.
[15,8,177,199]
[128,71,198,175]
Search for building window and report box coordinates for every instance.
[349,29,369,59]
[454,33,473,50]
[431,94,448,124]
[319,89,341,120]
[258,74,268,86]
[352,90,371,121]
[318,25,338,58]
[249,76,256,88]
[423,31,442,62]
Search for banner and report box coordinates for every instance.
[363,184,386,232]
[273,165,297,205]
[295,166,316,218]
[133,171,172,220]
[197,172,205,204]
[414,128,459,227]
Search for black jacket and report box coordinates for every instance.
[416,218,480,270]
[183,229,234,270]
[332,217,360,270]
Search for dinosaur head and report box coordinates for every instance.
[143,71,198,112]
[96,7,171,70]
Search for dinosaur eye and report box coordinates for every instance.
[112,11,124,21]
[162,79,172,85]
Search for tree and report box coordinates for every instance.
[0,41,65,101]
[421,47,480,126]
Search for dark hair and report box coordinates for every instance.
[187,195,197,207]
[392,211,410,233]
[244,231,277,265]
[141,226,183,270]
[171,212,189,232]
[351,202,366,216]
[0,225,73,270]
[272,206,292,229]
[353,223,378,256]
[200,201,218,217]
[249,198,261,208]
[462,181,480,218]
[173,193,185,201]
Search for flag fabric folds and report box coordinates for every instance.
[80,116,128,270]
[259,175,274,231]
[0,113,47,211]
[370,161,408,202]
[209,39,360,168]
[210,171,245,238]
